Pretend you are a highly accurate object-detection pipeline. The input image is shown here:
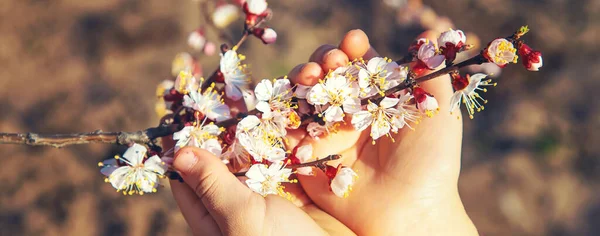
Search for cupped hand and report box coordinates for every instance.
[168,29,479,235]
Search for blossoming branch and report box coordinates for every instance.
[0,0,543,199]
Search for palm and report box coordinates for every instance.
[285,30,476,235]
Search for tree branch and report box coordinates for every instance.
[233,154,341,176]
[0,124,180,148]
[0,53,487,148]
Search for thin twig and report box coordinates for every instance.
[394,53,415,65]
[362,54,486,105]
[200,17,268,90]
[0,124,180,148]
[0,54,486,148]
[233,154,341,176]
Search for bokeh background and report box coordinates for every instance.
[1,0,599,235]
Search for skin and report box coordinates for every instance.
[168,29,479,235]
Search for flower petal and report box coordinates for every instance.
[144,155,167,175]
[273,79,292,99]
[201,138,223,156]
[122,143,147,166]
[342,97,362,114]
[225,83,243,101]
[324,106,344,122]
[449,92,462,113]
[380,97,400,109]
[254,79,273,102]
[306,83,329,105]
[351,111,373,131]
[295,145,313,162]
[371,117,391,140]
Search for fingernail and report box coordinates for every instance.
[173,150,197,173]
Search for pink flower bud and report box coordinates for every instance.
[413,87,439,117]
[438,29,466,48]
[438,29,466,64]
[518,43,543,71]
[252,27,277,44]
[243,0,268,15]
[203,41,217,56]
[187,29,206,51]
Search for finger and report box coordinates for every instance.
[286,62,323,149]
[308,44,337,63]
[288,62,324,86]
[173,147,262,234]
[412,30,454,102]
[320,48,349,72]
[339,29,379,60]
[309,44,349,72]
[170,179,221,235]
[378,30,462,184]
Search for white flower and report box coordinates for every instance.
[99,158,118,177]
[245,0,268,15]
[331,64,360,79]
[306,122,325,139]
[174,70,199,94]
[187,29,206,51]
[254,78,293,118]
[171,52,195,77]
[412,87,439,118]
[212,4,240,29]
[220,50,250,101]
[449,73,496,119]
[104,144,167,195]
[351,97,405,141]
[417,39,445,69]
[236,114,262,135]
[220,140,250,168]
[394,91,421,129]
[306,74,361,122]
[357,57,404,97]
[183,87,232,122]
[238,132,286,162]
[330,167,358,198]
[294,84,312,99]
[245,161,292,197]
[237,113,287,138]
[438,29,466,48]
[291,145,314,176]
[485,38,518,67]
[306,121,340,139]
[172,124,223,156]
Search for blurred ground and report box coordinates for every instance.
[0,0,598,235]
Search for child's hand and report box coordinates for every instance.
[168,29,478,236]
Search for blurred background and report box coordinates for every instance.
[0,0,599,235]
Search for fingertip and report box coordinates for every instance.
[339,29,370,60]
[291,62,324,86]
[321,49,349,72]
[173,147,199,174]
[309,44,337,63]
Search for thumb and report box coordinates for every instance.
[173,147,264,234]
